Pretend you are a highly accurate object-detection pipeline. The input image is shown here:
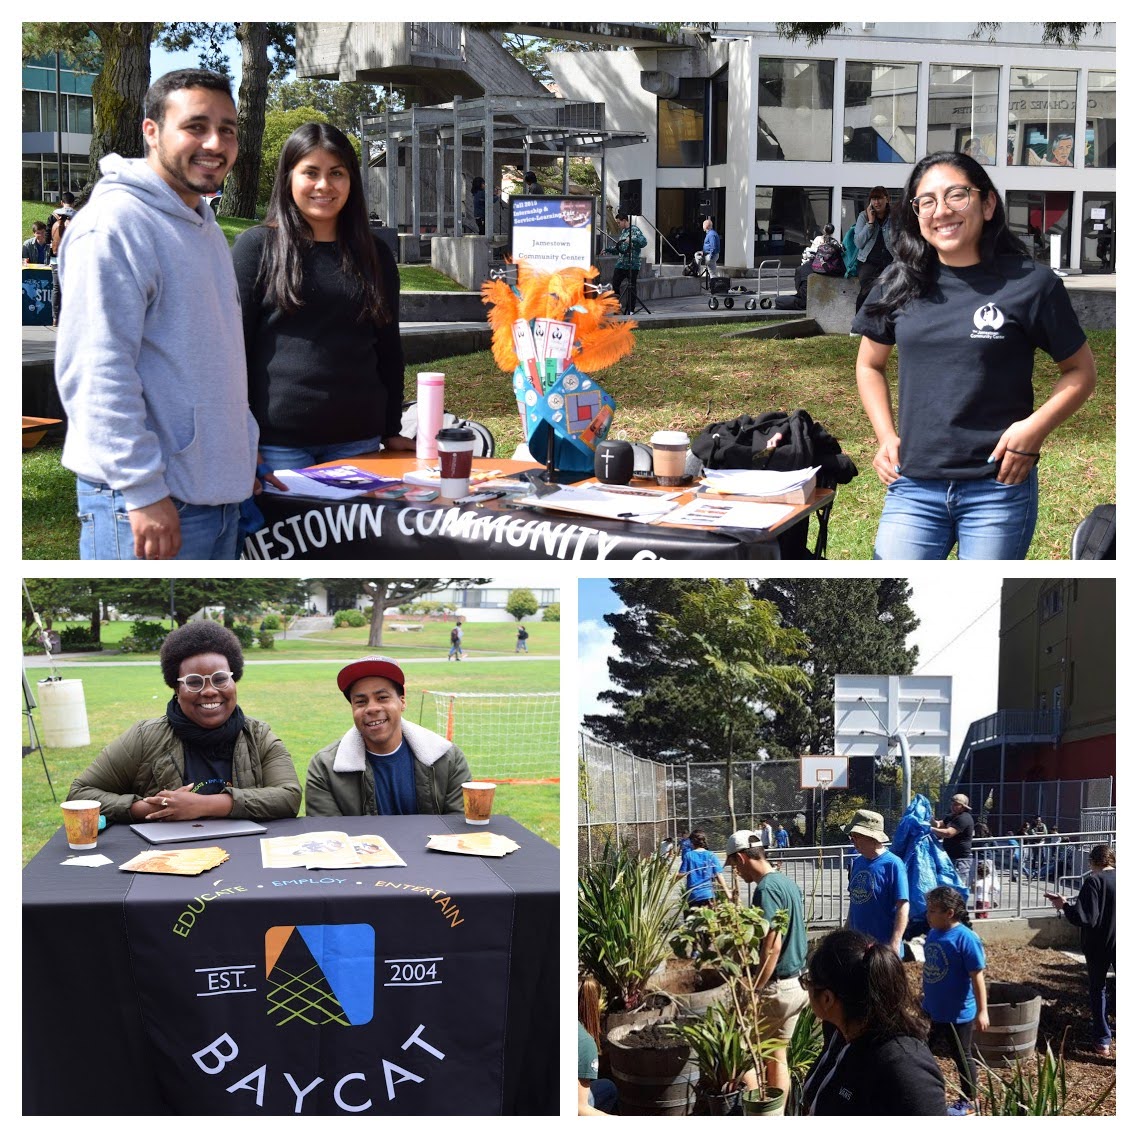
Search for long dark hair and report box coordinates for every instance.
[259,122,392,324]
[808,928,929,1042]
[866,150,1027,316]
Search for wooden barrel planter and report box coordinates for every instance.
[603,991,677,1035]
[607,1023,698,1116]
[975,982,1042,1067]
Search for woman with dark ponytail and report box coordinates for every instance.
[800,928,946,1115]
[232,122,412,470]
[852,150,1097,559]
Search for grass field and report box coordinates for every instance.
[23,647,561,865]
[23,324,1115,560]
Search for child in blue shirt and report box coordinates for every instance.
[922,885,989,1116]
[677,829,727,909]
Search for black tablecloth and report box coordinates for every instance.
[242,493,796,560]
[23,815,557,1115]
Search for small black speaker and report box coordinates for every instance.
[617,178,642,216]
[594,440,634,485]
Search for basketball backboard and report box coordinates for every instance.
[833,674,952,757]
[800,754,849,789]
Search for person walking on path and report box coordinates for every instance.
[55,68,268,560]
[844,808,910,958]
[701,217,721,272]
[447,620,464,661]
[726,830,809,1115]
[775,820,790,849]
[515,624,529,653]
[852,151,1095,560]
[930,793,976,886]
[922,886,988,1115]
[1046,844,1115,1056]
[676,829,728,911]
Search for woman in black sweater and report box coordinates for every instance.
[1046,844,1116,1056]
[232,122,412,470]
[800,928,946,1115]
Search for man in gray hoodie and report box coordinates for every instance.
[56,69,260,560]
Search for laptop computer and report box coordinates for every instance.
[129,818,268,844]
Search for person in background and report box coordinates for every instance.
[523,170,543,194]
[606,211,647,314]
[800,928,945,1115]
[758,817,774,849]
[49,212,71,327]
[304,656,471,816]
[726,830,809,1114]
[775,819,790,849]
[1045,844,1115,1057]
[843,809,909,958]
[842,223,859,278]
[471,176,486,234]
[922,886,988,1115]
[67,622,300,822]
[515,623,529,653]
[55,68,263,560]
[853,186,896,313]
[930,793,976,886]
[23,221,51,264]
[448,619,464,661]
[578,974,618,1114]
[232,121,410,472]
[49,190,77,226]
[701,217,721,271]
[677,829,728,910]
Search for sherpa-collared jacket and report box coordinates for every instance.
[67,716,301,824]
[304,719,470,816]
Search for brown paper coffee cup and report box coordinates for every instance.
[60,800,100,850]
[461,781,496,825]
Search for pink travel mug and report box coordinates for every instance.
[416,372,446,460]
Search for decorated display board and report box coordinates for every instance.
[509,196,594,271]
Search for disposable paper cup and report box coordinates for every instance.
[436,427,477,499]
[651,430,691,486]
[461,781,496,825]
[60,800,100,850]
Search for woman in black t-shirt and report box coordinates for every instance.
[800,928,946,1115]
[233,122,411,470]
[852,151,1097,559]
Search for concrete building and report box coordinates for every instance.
[546,22,1115,273]
[949,578,1115,830]
[22,53,95,201]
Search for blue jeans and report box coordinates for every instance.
[588,1078,619,1113]
[873,468,1037,560]
[77,479,240,560]
[258,436,382,470]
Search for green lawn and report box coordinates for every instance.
[23,653,561,865]
[24,325,1115,560]
[23,199,462,292]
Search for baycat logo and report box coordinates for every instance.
[266,924,374,1026]
[971,303,1006,340]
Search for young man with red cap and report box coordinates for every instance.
[305,656,471,815]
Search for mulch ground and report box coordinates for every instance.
[648,944,1115,1115]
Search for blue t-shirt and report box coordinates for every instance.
[922,923,986,1024]
[775,828,789,848]
[682,848,722,901]
[848,850,909,947]
[366,738,417,814]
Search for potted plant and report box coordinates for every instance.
[672,899,791,1115]
[578,842,682,1026]
[675,1002,762,1114]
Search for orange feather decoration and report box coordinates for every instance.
[480,260,636,373]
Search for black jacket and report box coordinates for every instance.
[803,1032,946,1115]
[1061,870,1115,963]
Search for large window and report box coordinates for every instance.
[658,78,706,167]
[757,58,834,162]
[710,68,729,166]
[1082,192,1115,273]
[1005,190,1072,267]
[927,65,999,163]
[1086,71,1116,168]
[1007,69,1077,166]
[844,62,917,163]
[754,186,831,263]
[22,89,93,134]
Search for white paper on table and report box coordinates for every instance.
[61,854,114,867]
[516,486,680,522]
[699,466,820,497]
[663,498,793,530]
[261,470,372,500]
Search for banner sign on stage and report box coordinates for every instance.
[510,196,594,270]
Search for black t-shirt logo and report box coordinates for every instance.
[973,303,1005,331]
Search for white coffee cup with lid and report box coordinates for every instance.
[650,430,691,486]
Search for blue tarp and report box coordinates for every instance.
[891,794,967,927]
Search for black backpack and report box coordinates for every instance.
[691,410,858,559]
[450,627,460,643]
[810,240,845,276]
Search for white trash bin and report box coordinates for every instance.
[37,678,91,748]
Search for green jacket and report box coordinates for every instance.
[68,716,301,825]
[304,719,470,817]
